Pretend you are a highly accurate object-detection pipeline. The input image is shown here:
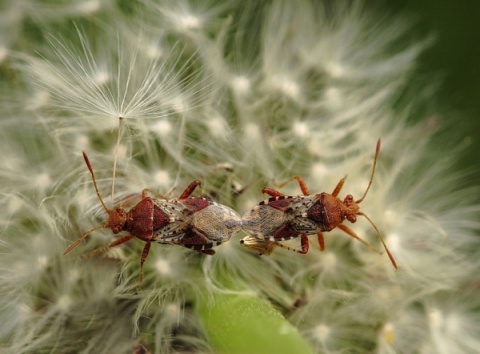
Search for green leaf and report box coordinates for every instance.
[197,292,314,354]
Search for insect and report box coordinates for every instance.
[64,152,242,290]
[241,139,397,269]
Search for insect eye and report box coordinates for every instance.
[344,194,354,206]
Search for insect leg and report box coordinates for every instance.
[269,175,311,195]
[317,232,325,251]
[136,242,151,293]
[292,176,310,195]
[81,234,135,259]
[331,177,346,197]
[337,224,382,254]
[178,180,202,199]
[261,187,285,197]
[266,241,305,254]
[300,234,309,254]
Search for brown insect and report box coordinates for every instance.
[241,139,397,269]
[65,152,241,291]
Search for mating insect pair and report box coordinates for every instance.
[64,152,242,291]
[240,139,398,269]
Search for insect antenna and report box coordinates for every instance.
[63,152,112,255]
[358,211,398,269]
[356,138,381,204]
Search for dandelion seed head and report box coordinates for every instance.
[93,69,110,86]
[292,121,309,138]
[74,134,89,150]
[145,43,163,59]
[76,0,101,15]
[243,122,261,140]
[384,209,397,224]
[69,268,81,283]
[155,258,172,277]
[382,322,395,344]
[35,172,51,190]
[271,75,300,99]
[323,87,343,110]
[168,95,189,113]
[56,295,73,312]
[206,115,229,139]
[428,308,442,327]
[322,252,338,271]
[165,303,180,320]
[231,75,251,95]
[7,195,23,213]
[152,120,172,136]
[37,255,48,269]
[178,14,202,32]
[153,170,171,188]
[313,323,331,342]
[386,232,401,254]
[26,90,50,110]
[325,61,348,79]
[311,162,328,179]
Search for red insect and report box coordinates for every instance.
[65,152,241,290]
[241,139,397,269]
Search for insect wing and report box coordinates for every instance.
[192,203,242,243]
[241,202,288,239]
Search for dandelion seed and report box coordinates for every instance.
[153,170,171,188]
[230,75,251,95]
[56,295,72,312]
[313,324,330,342]
[292,121,309,138]
[75,0,101,15]
[323,87,343,110]
[37,255,48,269]
[325,62,348,79]
[322,252,337,271]
[205,115,229,140]
[310,162,328,180]
[35,173,51,191]
[272,75,300,99]
[382,322,395,345]
[155,259,172,277]
[179,14,202,32]
[165,303,180,320]
[152,120,172,136]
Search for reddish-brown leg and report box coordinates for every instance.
[82,234,136,259]
[179,180,202,199]
[292,176,310,196]
[337,224,381,254]
[262,187,285,197]
[271,175,310,196]
[136,242,151,293]
[300,234,310,254]
[317,232,325,251]
[331,177,346,197]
